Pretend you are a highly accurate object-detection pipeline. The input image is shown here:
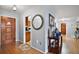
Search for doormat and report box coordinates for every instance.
[18,44,30,51]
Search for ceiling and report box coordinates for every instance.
[0,5,79,17]
[52,5,79,18]
[0,5,32,14]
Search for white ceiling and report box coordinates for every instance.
[0,5,79,17]
[0,5,31,14]
[52,5,79,18]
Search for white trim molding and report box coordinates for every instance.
[31,46,47,54]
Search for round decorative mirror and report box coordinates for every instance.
[32,14,44,30]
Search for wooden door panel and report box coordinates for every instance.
[5,17,12,25]
[26,32,30,42]
[0,17,1,45]
[1,16,16,48]
[6,27,12,32]
[61,23,66,35]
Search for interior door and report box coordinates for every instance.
[61,23,66,35]
[0,17,1,49]
[25,17,31,43]
[1,16,16,49]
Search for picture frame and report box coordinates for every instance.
[49,13,55,26]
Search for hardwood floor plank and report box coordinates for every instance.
[0,41,42,54]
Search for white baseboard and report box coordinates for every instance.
[45,50,48,54]
[31,46,46,54]
[20,40,23,43]
[16,40,23,43]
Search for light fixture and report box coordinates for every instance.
[13,5,16,11]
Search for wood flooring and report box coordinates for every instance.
[0,41,42,54]
[0,36,79,54]
[61,35,79,54]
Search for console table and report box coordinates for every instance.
[48,36,62,54]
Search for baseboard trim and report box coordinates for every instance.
[16,40,23,42]
[31,46,46,54]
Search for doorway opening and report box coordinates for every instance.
[25,16,31,48]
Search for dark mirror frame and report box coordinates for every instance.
[32,14,44,30]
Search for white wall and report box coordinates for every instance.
[0,9,20,41]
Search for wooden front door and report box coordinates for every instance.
[61,23,66,35]
[1,16,16,48]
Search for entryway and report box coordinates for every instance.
[25,16,31,48]
[0,16,16,49]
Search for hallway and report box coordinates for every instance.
[61,35,79,54]
[0,5,79,54]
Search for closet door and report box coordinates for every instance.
[0,16,1,49]
[11,18,16,42]
[1,16,7,48]
[1,16,16,48]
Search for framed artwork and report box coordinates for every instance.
[49,13,55,26]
